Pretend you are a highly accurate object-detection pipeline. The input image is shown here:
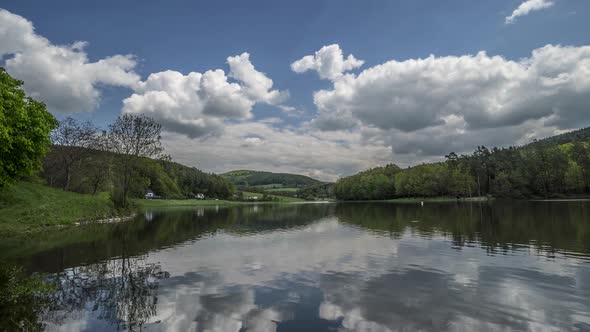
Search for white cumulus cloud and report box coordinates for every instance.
[310,44,590,133]
[0,8,140,113]
[505,0,554,24]
[299,44,590,164]
[122,53,287,138]
[291,44,364,81]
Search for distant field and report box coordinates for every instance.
[137,192,305,207]
[242,191,304,202]
[251,183,286,189]
[265,187,299,193]
[136,198,244,208]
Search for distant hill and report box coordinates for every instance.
[530,127,590,146]
[41,146,234,199]
[221,170,324,189]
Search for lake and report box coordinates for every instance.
[1,201,590,331]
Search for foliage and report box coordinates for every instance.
[297,183,335,201]
[222,170,325,201]
[0,264,53,331]
[222,170,323,188]
[40,115,235,208]
[334,164,400,200]
[336,128,590,200]
[108,114,165,207]
[394,163,475,197]
[41,147,234,201]
[0,68,57,189]
[159,160,233,199]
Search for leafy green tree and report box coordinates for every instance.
[0,264,54,331]
[571,141,590,192]
[0,68,57,189]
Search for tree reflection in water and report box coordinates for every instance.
[46,254,169,331]
[0,264,53,331]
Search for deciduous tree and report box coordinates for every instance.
[0,68,57,189]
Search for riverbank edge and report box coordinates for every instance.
[134,197,304,209]
[0,181,311,236]
[333,196,491,204]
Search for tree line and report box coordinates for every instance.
[0,67,233,207]
[41,116,234,206]
[335,130,590,200]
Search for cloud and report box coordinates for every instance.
[505,0,554,24]
[291,44,364,81]
[0,9,140,113]
[227,52,288,104]
[313,44,590,132]
[122,53,287,138]
[162,121,393,181]
[301,44,590,163]
[144,209,590,332]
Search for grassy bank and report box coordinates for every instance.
[0,181,123,235]
[241,191,304,202]
[0,181,308,235]
[135,198,245,208]
[136,192,304,208]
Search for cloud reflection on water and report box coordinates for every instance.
[40,202,590,331]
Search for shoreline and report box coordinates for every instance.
[334,196,491,204]
[3,181,590,237]
[135,198,304,209]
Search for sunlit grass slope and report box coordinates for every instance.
[0,181,118,234]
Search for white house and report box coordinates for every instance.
[145,189,155,199]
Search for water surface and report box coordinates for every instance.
[2,201,590,331]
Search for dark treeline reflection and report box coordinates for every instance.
[1,255,168,331]
[45,255,168,331]
[335,201,590,256]
[2,203,335,274]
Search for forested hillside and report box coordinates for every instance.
[41,146,233,200]
[334,164,400,200]
[222,170,323,189]
[297,183,335,201]
[335,127,590,200]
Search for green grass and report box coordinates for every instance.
[135,198,246,208]
[265,187,299,193]
[135,191,305,208]
[251,183,285,189]
[241,191,304,202]
[0,181,121,235]
[0,182,308,235]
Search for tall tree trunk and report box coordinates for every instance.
[122,159,131,207]
[64,165,71,191]
[476,174,481,197]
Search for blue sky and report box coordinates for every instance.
[2,1,590,180]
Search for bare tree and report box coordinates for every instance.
[85,131,114,195]
[108,114,163,207]
[50,117,98,191]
